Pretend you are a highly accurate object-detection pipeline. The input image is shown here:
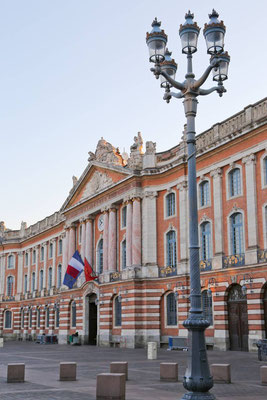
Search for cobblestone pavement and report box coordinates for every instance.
[0,342,266,399]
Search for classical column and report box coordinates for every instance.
[35,246,39,292]
[126,200,133,267]
[68,223,76,259]
[243,154,258,264]
[43,242,47,290]
[52,239,57,288]
[211,168,224,269]
[62,228,69,279]
[103,211,109,271]
[177,181,189,274]
[80,219,86,260]
[108,207,117,271]
[85,217,94,266]
[132,197,141,266]
[0,255,5,295]
[27,250,31,292]
[142,192,158,267]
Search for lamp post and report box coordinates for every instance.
[146,10,230,400]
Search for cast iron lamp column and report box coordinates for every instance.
[146,10,230,400]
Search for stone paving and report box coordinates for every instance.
[0,341,266,399]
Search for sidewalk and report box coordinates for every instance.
[0,341,266,399]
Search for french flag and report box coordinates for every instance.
[63,250,84,289]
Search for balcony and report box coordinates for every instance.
[200,259,212,272]
[258,249,267,264]
[159,265,177,278]
[1,295,15,302]
[223,253,245,268]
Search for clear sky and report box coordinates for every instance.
[1,0,267,230]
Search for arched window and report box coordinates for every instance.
[97,239,103,274]
[24,275,28,293]
[71,301,76,327]
[55,304,60,328]
[58,239,62,255]
[57,264,62,288]
[121,206,127,228]
[7,276,14,297]
[8,255,15,269]
[166,192,175,217]
[166,230,177,267]
[37,308,41,328]
[122,240,126,269]
[166,292,177,326]
[29,308,32,328]
[4,310,12,329]
[230,213,244,255]
[199,181,209,207]
[25,253,29,266]
[48,267,52,290]
[40,246,44,261]
[114,296,122,327]
[32,250,36,264]
[229,168,241,197]
[200,222,211,261]
[49,243,53,258]
[202,290,213,325]
[40,270,44,290]
[32,272,36,292]
[46,307,50,328]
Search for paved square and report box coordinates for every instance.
[0,342,266,399]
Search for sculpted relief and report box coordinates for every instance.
[81,171,113,200]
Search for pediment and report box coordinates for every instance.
[61,163,130,211]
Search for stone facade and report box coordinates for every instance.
[1,98,267,351]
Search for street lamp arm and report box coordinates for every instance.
[163,89,183,103]
[193,64,214,90]
[160,71,185,91]
[199,86,221,96]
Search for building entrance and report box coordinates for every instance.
[263,285,267,338]
[86,293,97,345]
[227,284,248,351]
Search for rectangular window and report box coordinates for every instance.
[41,247,44,261]
[58,239,62,255]
[32,250,36,264]
[24,275,28,293]
[5,311,12,329]
[37,309,40,328]
[25,253,29,266]
[122,240,127,269]
[166,193,175,217]
[49,243,53,258]
[55,307,60,328]
[167,293,177,326]
[122,206,127,228]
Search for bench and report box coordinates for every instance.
[168,337,188,351]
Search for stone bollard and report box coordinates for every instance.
[147,342,157,360]
[96,373,125,400]
[110,362,128,380]
[0,337,3,348]
[260,366,267,385]
[7,363,25,383]
[160,362,178,382]
[211,364,231,383]
[59,362,77,381]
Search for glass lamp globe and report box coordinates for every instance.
[203,9,226,55]
[179,11,200,54]
[146,18,168,63]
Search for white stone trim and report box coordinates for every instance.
[163,189,177,220]
[164,225,178,268]
[198,176,211,209]
[226,163,243,200]
[199,217,213,260]
[227,208,246,256]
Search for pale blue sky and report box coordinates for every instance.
[1,0,267,229]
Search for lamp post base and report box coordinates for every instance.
[181,391,216,400]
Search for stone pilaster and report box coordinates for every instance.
[17,252,23,295]
[142,192,158,275]
[85,217,94,266]
[132,197,141,266]
[103,211,109,272]
[108,207,117,271]
[0,255,6,295]
[126,200,133,267]
[80,218,86,260]
[62,228,69,281]
[242,154,258,264]
[35,247,39,292]
[177,181,188,274]
[51,239,57,288]
[68,224,76,261]
[211,168,224,269]
[43,242,47,290]
[27,250,31,293]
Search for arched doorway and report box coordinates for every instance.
[85,293,97,345]
[263,284,267,338]
[227,284,248,351]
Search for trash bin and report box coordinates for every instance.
[256,339,267,361]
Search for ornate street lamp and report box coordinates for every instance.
[146,10,230,400]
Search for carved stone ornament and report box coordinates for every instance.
[145,141,156,155]
[88,137,125,166]
[81,171,113,200]
[127,132,144,170]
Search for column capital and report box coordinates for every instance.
[210,167,222,178]
[79,217,86,224]
[50,238,57,243]
[143,191,158,199]
[69,222,78,229]
[177,181,188,191]
[109,205,118,212]
[242,153,256,165]
[85,215,95,222]
[131,196,142,202]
